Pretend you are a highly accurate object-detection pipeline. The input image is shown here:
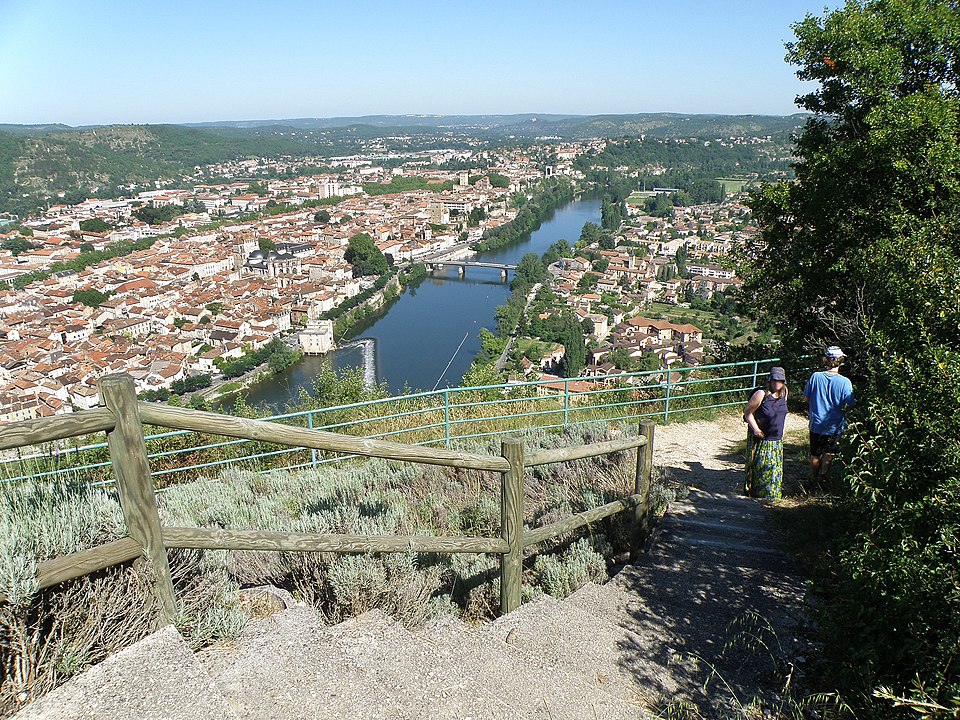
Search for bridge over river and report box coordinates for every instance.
[426,260,518,281]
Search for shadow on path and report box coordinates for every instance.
[610,431,810,715]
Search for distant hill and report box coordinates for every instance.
[0,113,806,216]
[182,112,807,138]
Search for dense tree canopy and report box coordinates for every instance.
[344,233,388,277]
[746,1,960,715]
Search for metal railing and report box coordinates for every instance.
[0,374,656,620]
[0,357,781,488]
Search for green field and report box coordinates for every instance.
[626,191,658,206]
[716,178,750,194]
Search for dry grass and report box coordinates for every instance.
[0,420,656,713]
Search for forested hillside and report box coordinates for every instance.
[745,1,960,717]
[0,112,804,218]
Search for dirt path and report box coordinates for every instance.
[650,411,807,494]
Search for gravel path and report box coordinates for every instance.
[651,411,808,493]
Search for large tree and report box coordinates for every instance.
[747,1,960,715]
[344,233,388,277]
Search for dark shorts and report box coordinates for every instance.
[809,432,840,458]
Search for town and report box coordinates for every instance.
[0,136,762,422]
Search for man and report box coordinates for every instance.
[803,346,855,485]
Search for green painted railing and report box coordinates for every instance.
[0,357,782,487]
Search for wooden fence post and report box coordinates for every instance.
[499,437,524,615]
[632,420,656,560]
[99,374,177,625]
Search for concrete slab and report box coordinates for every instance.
[14,626,239,720]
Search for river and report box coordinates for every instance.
[240,196,602,410]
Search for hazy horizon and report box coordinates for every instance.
[0,0,835,126]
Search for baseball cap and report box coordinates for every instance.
[824,346,846,359]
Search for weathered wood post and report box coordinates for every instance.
[631,420,656,559]
[99,374,177,625]
[499,437,524,615]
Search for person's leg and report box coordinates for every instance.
[809,432,823,485]
[820,452,835,482]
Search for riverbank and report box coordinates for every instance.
[239,195,603,406]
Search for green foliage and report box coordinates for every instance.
[558,313,586,378]
[133,204,180,225]
[78,218,112,233]
[71,288,111,308]
[511,252,547,290]
[578,221,601,249]
[541,238,572,266]
[319,272,395,322]
[398,263,427,286]
[472,178,574,252]
[344,233,388,277]
[487,172,510,188]
[600,196,626,231]
[361,177,453,196]
[313,209,330,224]
[746,1,960,715]
[257,238,276,253]
[218,339,300,380]
[2,236,35,255]
[467,206,487,227]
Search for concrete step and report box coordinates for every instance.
[204,607,516,720]
[481,594,669,714]
[202,607,403,720]
[14,626,239,720]
[417,610,647,720]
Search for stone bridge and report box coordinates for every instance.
[427,260,518,281]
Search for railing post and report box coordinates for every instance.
[444,389,451,447]
[632,420,656,560]
[563,379,570,426]
[663,370,671,423]
[308,411,318,468]
[499,437,524,615]
[751,360,759,391]
[99,373,177,625]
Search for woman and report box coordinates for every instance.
[743,366,788,499]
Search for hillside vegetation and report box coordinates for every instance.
[746,1,960,717]
[0,422,652,715]
[0,112,805,218]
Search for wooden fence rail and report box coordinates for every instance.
[2,373,655,623]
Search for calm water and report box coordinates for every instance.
[241,196,601,409]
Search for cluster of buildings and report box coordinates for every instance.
[512,197,755,388]
[0,141,594,422]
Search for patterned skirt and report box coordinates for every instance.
[745,436,783,500]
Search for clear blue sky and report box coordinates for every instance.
[0,0,836,126]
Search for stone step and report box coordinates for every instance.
[668,502,770,528]
[658,515,773,548]
[202,608,404,720]
[643,531,796,573]
[14,625,239,720]
[204,607,516,720]
[481,594,670,714]
[417,610,646,720]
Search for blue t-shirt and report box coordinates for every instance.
[803,371,854,435]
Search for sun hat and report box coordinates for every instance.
[769,366,786,382]
[824,346,846,359]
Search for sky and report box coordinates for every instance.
[0,0,836,126]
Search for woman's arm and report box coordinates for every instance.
[743,389,765,439]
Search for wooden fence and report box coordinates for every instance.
[1,373,655,623]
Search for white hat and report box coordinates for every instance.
[824,345,846,359]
